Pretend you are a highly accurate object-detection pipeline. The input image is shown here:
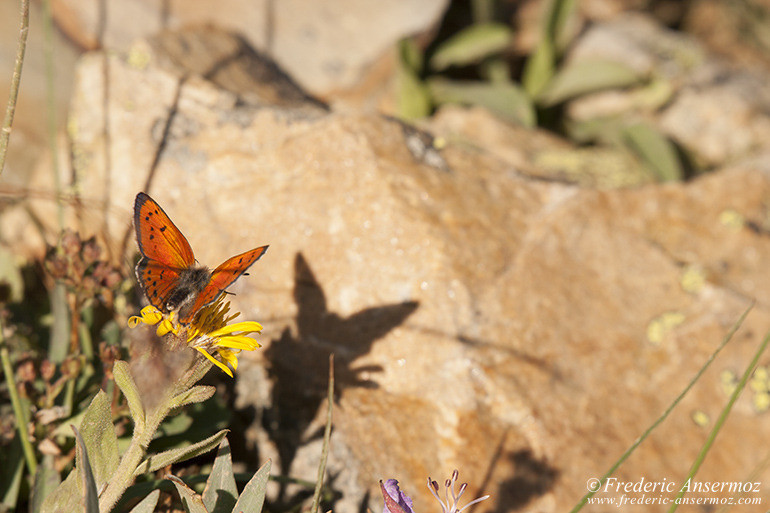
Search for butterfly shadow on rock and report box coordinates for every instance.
[262,252,418,508]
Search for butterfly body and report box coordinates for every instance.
[134,192,268,324]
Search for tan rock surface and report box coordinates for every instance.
[16,27,770,513]
[51,0,448,94]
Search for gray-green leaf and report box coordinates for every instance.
[231,460,271,513]
[77,390,120,491]
[427,78,536,127]
[134,429,229,476]
[171,385,216,410]
[113,360,145,429]
[397,39,431,119]
[538,59,643,106]
[169,475,209,513]
[30,455,61,513]
[202,438,237,513]
[128,489,161,513]
[622,122,683,182]
[429,23,512,71]
[73,426,99,513]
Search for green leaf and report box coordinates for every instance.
[231,460,271,513]
[30,455,61,513]
[171,385,216,410]
[622,123,683,182]
[73,426,100,513]
[398,37,423,73]
[541,0,577,51]
[537,59,643,107]
[128,489,161,513]
[427,78,536,127]
[429,23,512,71]
[397,39,431,120]
[40,469,78,513]
[78,390,120,491]
[0,436,23,510]
[169,475,209,513]
[521,37,555,97]
[113,360,145,429]
[134,429,229,476]
[202,438,237,513]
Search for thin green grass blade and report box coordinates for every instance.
[569,304,752,512]
[311,354,335,513]
[1,343,37,475]
[667,328,770,512]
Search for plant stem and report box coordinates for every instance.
[0,343,37,475]
[0,0,30,176]
[98,359,210,512]
[97,397,172,512]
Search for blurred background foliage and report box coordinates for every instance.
[396,0,703,182]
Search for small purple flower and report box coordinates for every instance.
[427,470,490,513]
[381,479,415,513]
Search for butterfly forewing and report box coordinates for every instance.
[179,245,269,324]
[134,192,195,269]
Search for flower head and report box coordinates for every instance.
[381,479,415,513]
[427,470,489,513]
[128,295,262,377]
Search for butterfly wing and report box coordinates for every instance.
[178,245,268,324]
[134,192,196,308]
[134,192,195,268]
[136,260,184,310]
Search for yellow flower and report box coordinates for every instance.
[128,296,262,377]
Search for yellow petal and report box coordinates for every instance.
[214,335,261,350]
[140,306,163,324]
[207,321,263,338]
[218,349,240,371]
[195,347,234,378]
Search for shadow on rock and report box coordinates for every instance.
[493,449,559,511]
[263,252,418,504]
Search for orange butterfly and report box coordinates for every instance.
[134,192,268,325]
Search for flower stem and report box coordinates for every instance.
[97,396,173,512]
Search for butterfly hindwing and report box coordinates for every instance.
[136,259,184,310]
[134,192,195,269]
[179,245,269,324]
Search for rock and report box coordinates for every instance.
[51,0,449,95]
[23,27,770,513]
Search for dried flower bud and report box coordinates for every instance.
[40,360,55,381]
[60,230,81,257]
[81,237,101,265]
